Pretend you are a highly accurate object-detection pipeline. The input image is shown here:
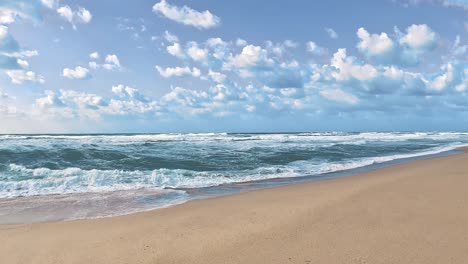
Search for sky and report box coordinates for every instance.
[0,0,467,133]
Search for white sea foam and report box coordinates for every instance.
[1,142,465,199]
[1,132,467,144]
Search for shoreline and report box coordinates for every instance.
[0,146,462,224]
[1,148,468,263]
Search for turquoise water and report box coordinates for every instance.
[0,132,467,223]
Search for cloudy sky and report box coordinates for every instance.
[0,0,467,133]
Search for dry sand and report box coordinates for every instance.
[1,149,468,264]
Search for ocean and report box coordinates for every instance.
[1,132,467,223]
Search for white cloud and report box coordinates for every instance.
[89,52,99,60]
[330,48,378,81]
[320,89,359,104]
[0,8,17,24]
[89,61,98,69]
[357,27,394,55]
[156,65,201,78]
[354,25,437,66]
[206,37,227,47]
[2,50,39,58]
[399,24,437,50]
[57,6,73,23]
[167,42,184,58]
[112,84,146,101]
[6,70,45,84]
[425,63,455,91]
[63,66,91,80]
[164,30,179,43]
[17,59,28,68]
[77,7,92,24]
[152,0,220,29]
[87,54,122,71]
[187,42,208,61]
[105,54,120,67]
[57,5,92,29]
[225,45,272,69]
[325,27,339,39]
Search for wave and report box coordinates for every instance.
[1,142,464,199]
[1,132,468,144]
[308,143,466,174]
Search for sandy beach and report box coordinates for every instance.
[1,149,468,264]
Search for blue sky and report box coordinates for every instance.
[0,0,467,133]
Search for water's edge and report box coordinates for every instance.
[0,147,461,225]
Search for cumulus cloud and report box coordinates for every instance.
[105,54,120,67]
[17,59,28,68]
[5,19,468,128]
[89,52,99,59]
[399,24,437,50]
[35,89,107,119]
[63,66,91,80]
[206,37,227,47]
[112,84,148,102]
[187,42,208,61]
[57,5,92,29]
[330,48,378,81]
[156,65,201,78]
[225,45,273,69]
[423,63,460,91]
[34,86,159,120]
[357,27,394,56]
[89,54,122,71]
[57,6,73,22]
[76,7,92,23]
[152,0,220,29]
[167,42,184,58]
[6,70,44,84]
[356,24,438,66]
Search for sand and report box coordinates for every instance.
[1,149,468,264]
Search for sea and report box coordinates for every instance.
[1,132,467,223]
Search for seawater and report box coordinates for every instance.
[0,132,467,223]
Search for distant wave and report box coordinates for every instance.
[1,132,468,143]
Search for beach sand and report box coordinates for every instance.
[1,149,468,264]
